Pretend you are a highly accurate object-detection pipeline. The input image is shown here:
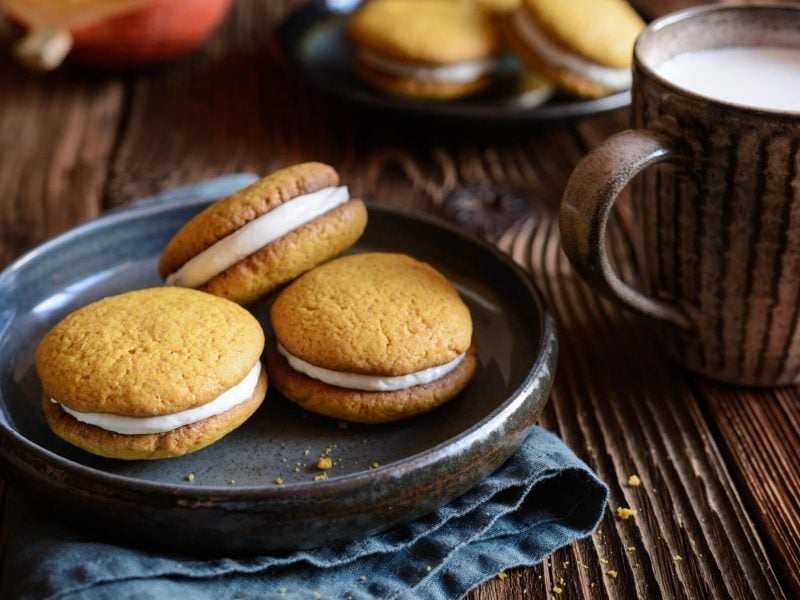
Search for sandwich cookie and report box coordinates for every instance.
[35,287,267,460]
[502,0,644,98]
[159,162,367,305]
[347,0,499,101]
[268,253,478,424]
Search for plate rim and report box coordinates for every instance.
[0,199,557,504]
[273,0,631,123]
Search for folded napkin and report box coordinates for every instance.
[1,426,607,600]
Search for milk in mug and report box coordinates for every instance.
[654,47,800,112]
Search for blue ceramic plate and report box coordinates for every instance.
[0,180,556,554]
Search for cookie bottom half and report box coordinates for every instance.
[267,339,478,424]
[353,60,493,101]
[42,369,268,460]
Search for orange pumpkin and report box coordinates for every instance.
[3,0,233,70]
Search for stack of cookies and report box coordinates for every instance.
[346,0,645,101]
[36,162,478,461]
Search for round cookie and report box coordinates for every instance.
[35,287,267,460]
[347,0,499,101]
[501,0,644,98]
[269,253,478,423]
[159,162,367,305]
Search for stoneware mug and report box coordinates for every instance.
[560,5,800,386]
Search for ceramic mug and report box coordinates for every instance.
[560,5,800,386]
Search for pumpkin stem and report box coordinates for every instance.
[15,28,73,70]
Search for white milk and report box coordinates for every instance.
[654,47,800,112]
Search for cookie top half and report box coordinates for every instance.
[523,0,644,68]
[158,162,338,279]
[35,287,264,417]
[271,252,472,376]
[348,0,498,64]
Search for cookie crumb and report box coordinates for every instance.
[313,592,321,599]
[562,561,569,568]
[314,472,328,481]
[599,558,609,565]
[175,563,183,569]
[360,575,367,582]
[497,571,507,580]
[370,462,380,469]
[294,466,301,473]
[616,507,637,520]
[626,546,636,552]
[607,570,618,578]
[228,479,236,485]
[552,586,563,595]
[426,565,432,572]
[627,474,641,487]
[304,448,311,456]
[274,477,284,485]
[673,554,682,562]
[317,457,333,470]
[186,473,195,482]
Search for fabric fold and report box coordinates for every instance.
[1,427,607,600]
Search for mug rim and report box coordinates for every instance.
[634,3,800,119]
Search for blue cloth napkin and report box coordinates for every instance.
[1,426,607,600]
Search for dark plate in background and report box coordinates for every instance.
[274,0,631,124]
[0,196,556,555]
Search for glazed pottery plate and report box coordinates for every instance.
[0,185,557,554]
[275,0,630,124]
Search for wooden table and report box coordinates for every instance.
[1,1,797,598]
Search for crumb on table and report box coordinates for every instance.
[627,474,641,487]
[616,507,637,520]
[317,457,333,470]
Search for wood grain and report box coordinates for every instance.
[0,0,797,598]
[0,21,124,268]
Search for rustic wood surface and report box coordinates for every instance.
[1,1,798,598]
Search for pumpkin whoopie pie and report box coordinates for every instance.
[35,287,267,460]
[159,162,367,305]
[501,0,644,98]
[347,0,499,100]
[268,253,478,424]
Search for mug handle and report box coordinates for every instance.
[559,129,693,330]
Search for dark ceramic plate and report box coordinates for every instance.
[275,0,630,124]
[0,187,557,555]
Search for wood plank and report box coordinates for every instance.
[105,0,339,206]
[696,382,800,595]
[0,19,124,268]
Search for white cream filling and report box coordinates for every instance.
[51,361,262,435]
[277,343,465,392]
[356,48,496,84]
[166,186,350,289]
[512,9,632,91]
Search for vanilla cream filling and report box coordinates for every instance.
[166,186,350,289]
[356,48,496,84]
[277,343,465,392]
[512,10,632,91]
[51,361,262,435]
